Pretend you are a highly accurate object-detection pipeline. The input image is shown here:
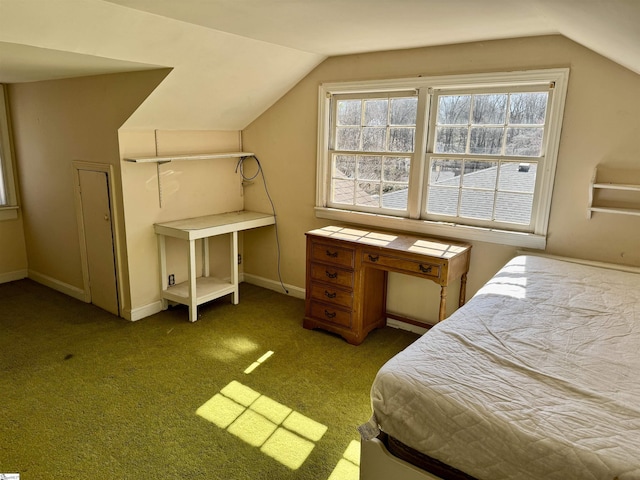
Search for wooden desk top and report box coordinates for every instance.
[306,226,470,260]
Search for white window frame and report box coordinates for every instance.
[316,69,569,249]
[0,84,19,221]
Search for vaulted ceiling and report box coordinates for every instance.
[1,0,639,130]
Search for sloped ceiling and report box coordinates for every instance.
[1,0,639,130]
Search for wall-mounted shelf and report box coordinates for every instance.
[588,167,640,218]
[124,151,254,163]
[123,151,254,207]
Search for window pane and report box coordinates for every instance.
[362,127,386,152]
[389,127,415,152]
[336,127,361,150]
[390,97,417,125]
[381,184,408,210]
[435,127,467,153]
[460,190,494,219]
[337,100,362,126]
[356,182,380,206]
[509,92,547,125]
[333,155,356,179]
[495,192,533,224]
[383,157,411,182]
[364,100,388,126]
[430,159,462,187]
[332,178,355,205]
[427,187,459,216]
[498,162,537,193]
[358,156,381,180]
[462,161,497,189]
[437,95,471,125]
[505,127,543,157]
[472,94,507,124]
[469,127,503,154]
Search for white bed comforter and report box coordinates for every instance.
[370,255,640,480]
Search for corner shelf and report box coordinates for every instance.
[588,167,640,218]
[124,151,254,164]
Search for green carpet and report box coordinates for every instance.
[0,279,419,479]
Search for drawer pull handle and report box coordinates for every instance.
[324,290,337,299]
[326,250,338,258]
[368,254,379,262]
[324,309,336,319]
[326,270,338,279]
[419,264,433,274]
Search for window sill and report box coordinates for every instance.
[0,206,19,221]
[314,207,546,249]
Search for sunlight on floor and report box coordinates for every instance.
[327,439,360,480]
[196,379,328,470]
[244,350,274,374]
[201,336,260,361]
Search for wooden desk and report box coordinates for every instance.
[303,226,471,345]
[155,211,275,322]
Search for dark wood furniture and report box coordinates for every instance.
[303,226,472,345]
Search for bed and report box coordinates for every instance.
[359,254,640,480]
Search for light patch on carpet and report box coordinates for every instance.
[261,427,315,470]
[221,380,261,407]
[202,336,259,361]
[228,409,279,447]
[196,380,328,470]
[327,440,361,480]
[244,350,274,374]
[195,393,245,428]
[282,411,328,442]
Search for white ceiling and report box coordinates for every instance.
[1,0,639,130]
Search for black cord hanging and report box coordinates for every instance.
[235,155,289,294]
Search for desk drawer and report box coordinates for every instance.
[309,300,352,328]
[363,250,441,279]
[310,263,354,289]
[310,241,355,268]
[309,283,353,309]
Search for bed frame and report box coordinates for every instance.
[359,252,640,480]
[360,436,442,480]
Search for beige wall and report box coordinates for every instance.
[8,69,168,305]
[118,130,246,318]
[242,35,640,324]
[0,212,27,281]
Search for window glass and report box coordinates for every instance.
[319,70,567,245]
[330,95,417,211]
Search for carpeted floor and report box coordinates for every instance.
[0,279,419,479]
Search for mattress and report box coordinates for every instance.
[366,255,640,480]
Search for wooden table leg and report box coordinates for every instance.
[459,272,468,307]
[438,285,448,322]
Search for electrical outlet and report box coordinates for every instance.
[238,254,242,265]
[168,274,175,286]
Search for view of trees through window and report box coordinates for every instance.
[330,89,549,226]
[427,91,548,225]
[331,96,416,210]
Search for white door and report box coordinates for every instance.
[78,169,119,315]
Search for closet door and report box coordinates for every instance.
[78,169,119,315]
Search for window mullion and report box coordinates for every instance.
[409,88,429,219]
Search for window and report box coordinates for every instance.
[330,92,417,212]
[317,69,569,248]
[0,84,18,220]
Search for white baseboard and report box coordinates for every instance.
[126,301,164,322]
[28,269,87,302]
[387,318,428,335]
[242,273,305,300]
[0,269,28,284]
